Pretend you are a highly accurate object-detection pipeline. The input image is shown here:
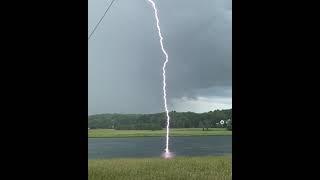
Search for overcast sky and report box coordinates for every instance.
[88,0,232,115]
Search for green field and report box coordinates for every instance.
[88,128,232,138]
[89,156,231,180]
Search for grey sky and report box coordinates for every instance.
[88,0,232,115]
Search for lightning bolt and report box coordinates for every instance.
[147,0,170,153]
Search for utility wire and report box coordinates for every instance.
[88,0,116,40]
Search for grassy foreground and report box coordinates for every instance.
[88,128,231,138]
[89,156,231,180]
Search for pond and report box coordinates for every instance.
[88,136,231,159]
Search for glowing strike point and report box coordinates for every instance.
[146,0,171,156]
[162,150,174,159]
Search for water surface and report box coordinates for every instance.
[89,136,231,159]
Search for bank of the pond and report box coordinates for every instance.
[89,156,231,180]
[88,128,232,138]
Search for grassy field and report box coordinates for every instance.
[89,156,231,180]
[88,128,232,138]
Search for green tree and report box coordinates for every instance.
[88,109,232,130]
[204,119,210,131]
[226,119,232,131]
[199,121,205,131]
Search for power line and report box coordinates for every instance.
[88,0,116,40]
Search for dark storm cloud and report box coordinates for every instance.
[88,0,231,114]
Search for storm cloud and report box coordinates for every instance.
[89,0,232,114]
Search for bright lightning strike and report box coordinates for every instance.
[146,0,171,156]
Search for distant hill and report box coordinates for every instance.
[88,109,232,130]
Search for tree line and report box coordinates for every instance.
[88,109,232,131]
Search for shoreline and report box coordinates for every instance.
[88,128,232,138]
[88,134,232,138]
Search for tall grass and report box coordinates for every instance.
[89,156,231,180]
